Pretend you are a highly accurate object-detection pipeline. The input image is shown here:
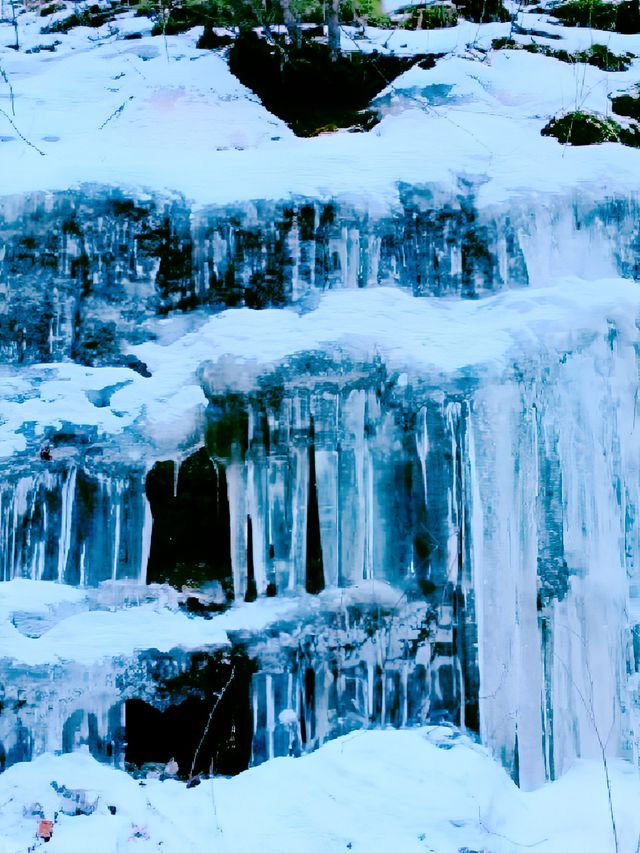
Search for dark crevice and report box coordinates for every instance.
[305,427,325,594]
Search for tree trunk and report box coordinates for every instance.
[327,0,340,60]
[281,0,302,48]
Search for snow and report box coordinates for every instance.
[0,578,407,665]
[375,48,626,119]
[2,279,638,459]
[0,580,299,664]
[0,577,87,615]
[0,727,638,852]
[278,708,298,725]
[0,10,640,209]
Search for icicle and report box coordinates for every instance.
[266,674,274,762]
[139,492,153,585]
[57,467,77,584]
[226,462,248,599]
[111,499,121,583]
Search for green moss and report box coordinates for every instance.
[619,123,640,147]
[551,0,616,28]
[147,0,288,35]
[41,2,125,33]
[541,110,622,145]
[39,2,65,15]
[151,1,233,35]
[341,0,393,26]
[456,0,510,23]
[581,42,634,71]
[491,36,518,49]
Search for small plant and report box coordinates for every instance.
[551,0,616,28]
[41,2,126,33]
[403,3,458,29]
[551,0,640,33]
[580,43,634,71]
[611,88,640,121]
[341,0,393,27]
[398,0,507,22]
[39,2,65,15]
[541,110,622,145]
[619,123,640,147]
[491,38,633,71]
[455,0,510,22]
[491,36,517,49]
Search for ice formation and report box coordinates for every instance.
[1,189,640,794]
[1,6,640,850]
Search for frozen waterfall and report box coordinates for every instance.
[1,186,639,795]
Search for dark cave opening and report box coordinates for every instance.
[227,33,436,137]
[124,693,254,779]
[145,447,233,594]
[305,439,325,594]
[125,651,256,778]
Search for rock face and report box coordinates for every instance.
[2,185,640,362]
[1,184,640,793]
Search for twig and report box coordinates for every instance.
[555,647,620,853]
[158,0,170,63]
[478,805,548,847]
[0,106,45,154]
[0,62,15,116]
[10,0,18,50]
[341,29,493,155]
[189,666,236,780]
[99,96,134,130]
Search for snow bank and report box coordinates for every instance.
[0,727,637,852]
[0,10,639,208]
[0,578,87,615]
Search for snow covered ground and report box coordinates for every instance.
[0,726,638,853]
[1,7,640,207]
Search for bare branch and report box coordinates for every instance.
[0,106,45,155]
[99,96,134,130]
[0,62,15,116]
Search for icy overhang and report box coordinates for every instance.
[1,279,639,460]
[0,578,403,666]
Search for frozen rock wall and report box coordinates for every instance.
[1,184,640,793]
[2,185,639,361]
